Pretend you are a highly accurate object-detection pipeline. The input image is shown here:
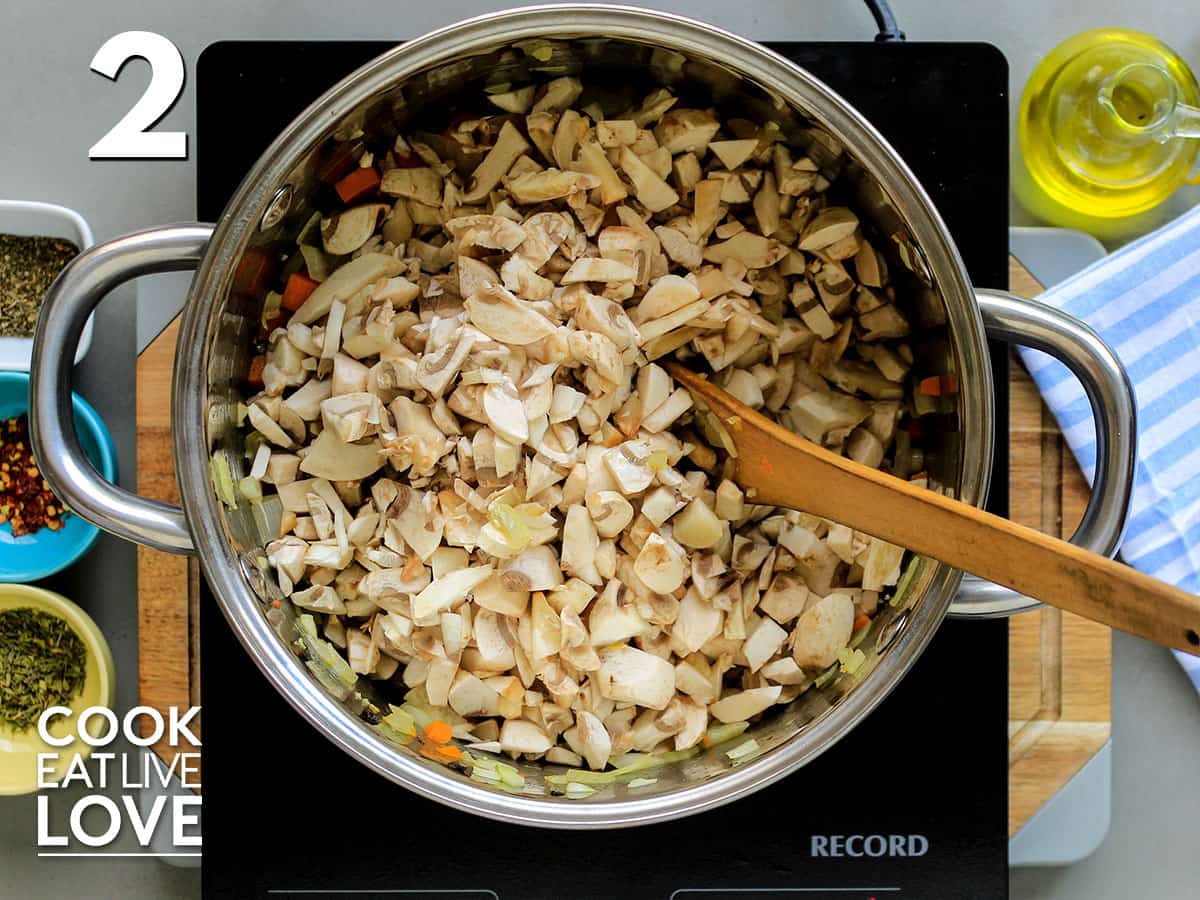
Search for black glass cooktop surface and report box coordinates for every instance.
[197,39,1010,900]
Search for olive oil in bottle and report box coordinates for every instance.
[1016,29,1200,237]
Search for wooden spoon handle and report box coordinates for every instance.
[665,362,1200,655]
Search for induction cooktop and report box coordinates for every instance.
[196,38,1010,899]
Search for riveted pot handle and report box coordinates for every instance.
[30,224,214,555]
[949,288,1137,618]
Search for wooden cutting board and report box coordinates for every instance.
[135,258,1111,832]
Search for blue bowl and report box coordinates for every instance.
[0,371,116,582]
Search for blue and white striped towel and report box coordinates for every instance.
[1019,204,1200,694]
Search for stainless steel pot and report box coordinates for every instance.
[29,5,1136,828]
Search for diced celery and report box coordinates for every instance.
[890,555,920,607]
[703,721,749,748]
[210,453,238,509]
[726,739,761,763]
[813,662,840,689]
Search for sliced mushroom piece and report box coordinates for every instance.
[298,428,383,481]
[758,573,810,624]
[596,645,675,710]
[639,387,693,434]
[458,256,500,300]
[568,330,624,385]
[672,585,724,655]
[653,225,703,271]
[576,140,628,205]
[634,276,701,326]
[531,76,583,115]
[586,490,635,538]
[671,498,723,549]
[320,392,376,443]
[709,685,782,723]
[855,239,887,288]
[464,284,556,345]
[500,545,564,592]
[481,380,529,445]
[507,168,600,204]
[602,441,654,495]
[528,592,562,662]
[462,120,530,202]
[321,203,389,256]
[560,257,636,285]
[673,697,708,751]
[573,709,612,770]
[798,207,860,251]
[708,139,759,170]
[791,592,855,670]
[547,383,586,425]
[358,564,432,602]
[862,538,905,591]
[561,504,602,586]
[654,109,720,155]
[448,670,502,717]
[473,573,530,617]
[743,615,789,673]
[858,304,911,340]
[292,253,406,325]
[702,231,788,269]
[410,564,494,619]
[499,255,554,301]
[292,584,346,615]
[618,146,679,213]
[445,214,528,253]
[499,718,553,756]
[588,580,650,645]
[674,654,720,705]
[379,166,443,206]
[633,533,687,595]
[487,84,536,113]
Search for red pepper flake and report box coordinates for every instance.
[0,414,68,536]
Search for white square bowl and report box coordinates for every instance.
[0,200,95,369]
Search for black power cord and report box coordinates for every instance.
[863,0,907,42]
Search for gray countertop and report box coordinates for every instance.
[1,2,1198,898]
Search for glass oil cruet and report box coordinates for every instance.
[1016,28,1200,238]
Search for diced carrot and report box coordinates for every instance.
[423,720,453,745]
[334,166,381,204]
[317,139,364,184]
[233,247,276,296]
[437,744,463,762]
[918,375,942,396]
[940,374,959,395]
[281,272,320,312]
[246,355,266,387]
[853,613,870,633]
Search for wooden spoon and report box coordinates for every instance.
[663,361,1200,656]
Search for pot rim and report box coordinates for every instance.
[175,3,994,828]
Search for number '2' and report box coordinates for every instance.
[89,31,187,160]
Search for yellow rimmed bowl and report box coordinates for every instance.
[0,583,115,795]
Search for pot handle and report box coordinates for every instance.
[949,288,1137,618]
[30,224,215,555]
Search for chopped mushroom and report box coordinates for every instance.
[242,77,926,772]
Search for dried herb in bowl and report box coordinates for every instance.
[0,607,86,731]
[0,234,78,337]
